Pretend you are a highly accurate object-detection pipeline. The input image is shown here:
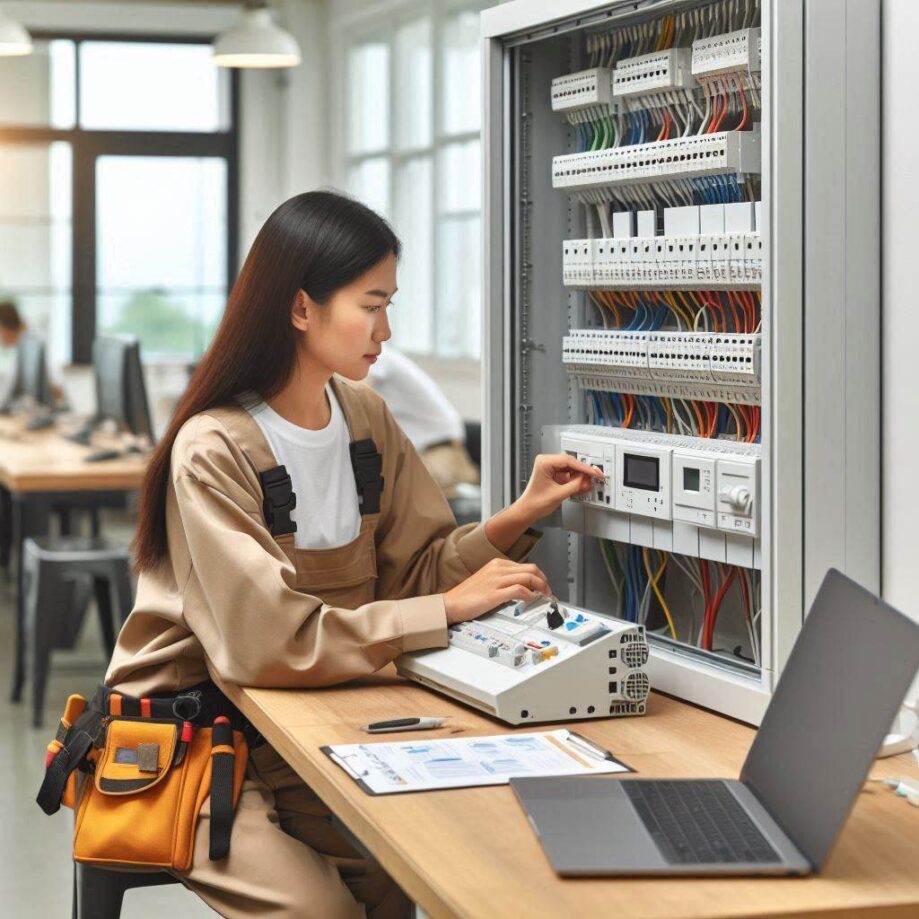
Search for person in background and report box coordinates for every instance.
[0,301,25,348]
[367,345,479,497]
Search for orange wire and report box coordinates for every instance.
[599,291,621,326]
[738,85,749,130]
[689,400,705,434]
[622,394,634,428]
[657,107,671,142]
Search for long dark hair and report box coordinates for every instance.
[133,190,401,571]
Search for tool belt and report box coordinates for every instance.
[36,683,251,871]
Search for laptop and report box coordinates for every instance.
[511,568,919,876]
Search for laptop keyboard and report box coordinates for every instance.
[622,780,782,865]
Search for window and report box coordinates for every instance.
[0,36,237,364]
[336,2,488,359]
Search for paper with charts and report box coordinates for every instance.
[321,730,631,795]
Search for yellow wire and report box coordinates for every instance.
[661,396,673,433]
[674,289,698,323]
[725,402,744,441]
[643,549,677,640]
[663,291,693,329]
[588,291,611,328]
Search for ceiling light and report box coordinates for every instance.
[0,6,33,57]
[213,0,301,69]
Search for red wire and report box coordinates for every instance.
[706,93,720,133]
[700,560,712,646]
[726,291,741,332]
[710,89,729,132]
[704,565,737,649]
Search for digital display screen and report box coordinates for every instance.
[623,454,660,491]
[683,467,701,492]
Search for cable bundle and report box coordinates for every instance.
[601,540,761,666]
[588,289,761,333]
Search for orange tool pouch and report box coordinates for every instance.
[37,686,249,872]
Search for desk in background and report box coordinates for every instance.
[223,671,919,919]
[0,416,147,703]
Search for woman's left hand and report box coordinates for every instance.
[516,453,604,524]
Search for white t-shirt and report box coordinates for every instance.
[366,346,464,452]
[247,386,362,550]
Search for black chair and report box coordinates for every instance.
[23,536,133,727]
[73,863,181,918]
[463,420,481,470]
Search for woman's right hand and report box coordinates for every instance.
[443,558,551,625]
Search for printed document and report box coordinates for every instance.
[322,730,631,795]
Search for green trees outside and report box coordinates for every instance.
[106,288,218,357]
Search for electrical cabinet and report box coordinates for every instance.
[479,0,879,723]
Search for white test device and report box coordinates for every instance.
[396,597,650,725]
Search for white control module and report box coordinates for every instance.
[561,425,760,537]
[396,598,649,725]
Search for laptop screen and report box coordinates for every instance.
[740,569,919,868]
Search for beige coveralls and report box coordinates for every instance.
[105,376,539,918]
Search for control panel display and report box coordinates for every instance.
[623,453,660,491]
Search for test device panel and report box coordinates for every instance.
[397,598,650,724]
[480,0,879,723]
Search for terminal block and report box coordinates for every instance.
[563,231,762,289]
[563,329,650,379]
[563,330,761,388]
[552,127,761,192]
[550,66,612,114]
[613,48,695,99]
[692,28,762,79]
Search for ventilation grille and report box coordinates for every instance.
[609,701,645,716]
[622,641,650,668]
[625,671,650,701]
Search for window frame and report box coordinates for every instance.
[0,30,240,364]
[330,0,488,359]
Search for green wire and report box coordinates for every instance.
[589,118,601,152]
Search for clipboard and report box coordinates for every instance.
[321,729,634,796]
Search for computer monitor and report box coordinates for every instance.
[92,335,154,443]
[0,333,54,416]
[18,334,53,408]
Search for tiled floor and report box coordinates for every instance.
[1,515,214,917]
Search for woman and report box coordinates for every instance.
[105,191,600,917]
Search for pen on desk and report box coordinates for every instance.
[361,717,445,734]
[565,730,615,762]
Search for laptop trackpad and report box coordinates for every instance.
[511,777,664,875]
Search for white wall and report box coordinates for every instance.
[239,0,330,251]
[882,0,919,711]
[881,0,919,613]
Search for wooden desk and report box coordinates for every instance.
[224,673,919,919]
[0,416,146,493]
[0,416,147,702]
